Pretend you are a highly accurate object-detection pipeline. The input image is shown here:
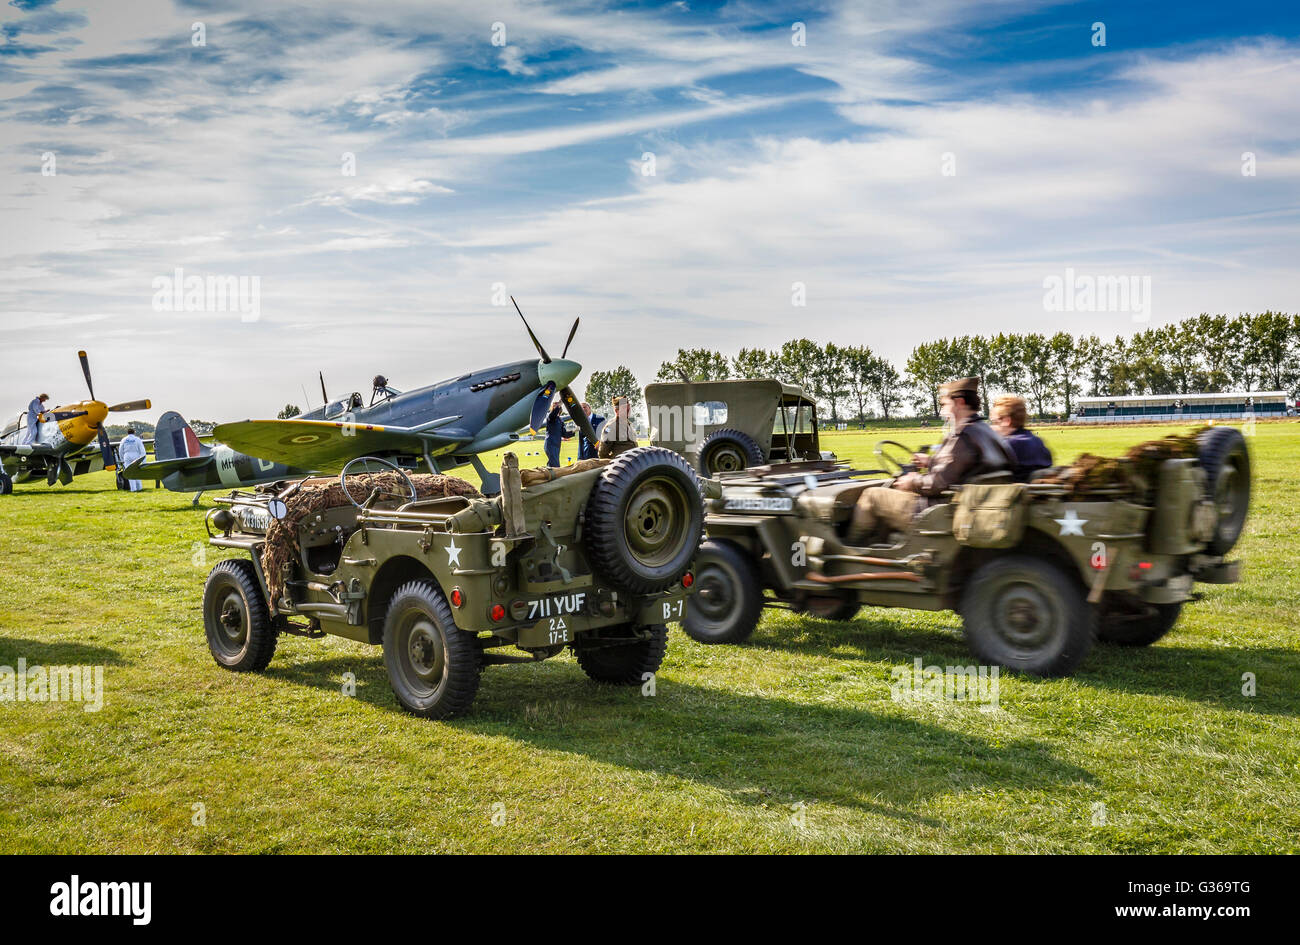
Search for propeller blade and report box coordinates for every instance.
[78,350,95,400]
[319,372,329,406]
[530,382,558,431]
[560,317,579,359]
[107,399,151,413]
[97,426,117,472]
[560,386,599,447]
[512,296,551,363]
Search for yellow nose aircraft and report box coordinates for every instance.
[0,351,150,494]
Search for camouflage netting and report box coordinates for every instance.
[1036,427,1208,499]
[519,457,609,486]
[260,472,481,607]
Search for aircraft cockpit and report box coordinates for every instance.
[323,393,364,420]
[370,375,402,406]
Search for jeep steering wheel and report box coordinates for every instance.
[874,439,914,474]
[340,456,418,510]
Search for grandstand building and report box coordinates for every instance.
[1072,391,1291,423]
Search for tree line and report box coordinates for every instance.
[644,311,1298,420]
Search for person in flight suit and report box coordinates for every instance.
[597,396,639,459]
[846,377,1016,545]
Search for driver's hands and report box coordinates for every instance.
[911,453,931,468]
[894,472,920,492]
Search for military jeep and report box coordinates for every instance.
[683,427,1250,677]
[200,447,702,718]
[645,378,833,477]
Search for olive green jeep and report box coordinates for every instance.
[683,427,1249,677]
[200,447,702,718]
[645,378,833,477]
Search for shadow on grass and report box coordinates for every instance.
[746,611,1300,717]
[268,654,1092,822]
[0,637,130,666]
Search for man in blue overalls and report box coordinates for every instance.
[544,401,572,468]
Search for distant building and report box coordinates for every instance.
[1072,391,1289,423]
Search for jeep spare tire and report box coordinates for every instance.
[1196,426,1251,555]
[586,446,703,595]
[697,429,764,476]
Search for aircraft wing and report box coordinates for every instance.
[211,417,467,472]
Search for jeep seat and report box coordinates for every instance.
[794,480,875,525]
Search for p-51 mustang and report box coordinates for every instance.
[211,300,600,494]
[0,351,150,495]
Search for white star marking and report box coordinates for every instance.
[1055,509,1088,536]
[445,539,462,566]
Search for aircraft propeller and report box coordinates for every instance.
[76,350,150,472]
[512,297,599,447]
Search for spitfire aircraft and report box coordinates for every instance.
[123,411,313,504]
[0,351,150,495]
[211,301,600,494]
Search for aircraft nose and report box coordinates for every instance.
[538,358,581,390]
[87,401,108,425]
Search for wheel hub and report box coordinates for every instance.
[403,618,447,689]
[217,594,247,645]
[625,478,684,566]
[695,568,733,618]
[995,584,1054,648]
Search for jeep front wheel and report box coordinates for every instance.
[960,555,1095,677]
[574,624,668,685]
[203,559,278,672]
[682,539,763,644]
[382,581,482,719]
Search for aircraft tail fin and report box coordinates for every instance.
[154,411,211,463]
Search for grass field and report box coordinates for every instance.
[2,421,1297,853]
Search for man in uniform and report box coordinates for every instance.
[23,393,49,445]
[847,377,1016,545]
[598,396,639,458]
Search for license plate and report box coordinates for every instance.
[723,496,793,511]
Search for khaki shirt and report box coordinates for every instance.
[600,415,636,444]
[912,415,1011,496]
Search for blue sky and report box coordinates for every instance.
[1,0,1297,418]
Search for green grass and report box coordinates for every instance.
[2,421,1297,853]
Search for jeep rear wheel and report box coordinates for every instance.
[0,471,12,495]
[960,555,1095,677]
[585,447,703,595]
[1099,593,1183,646]
[575,624,668,685]
[1196,427,1251,555]
[382,581,481,719]
[682,539,763,644]
[698,429,764,476]
[203,558,278,672]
